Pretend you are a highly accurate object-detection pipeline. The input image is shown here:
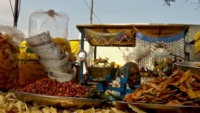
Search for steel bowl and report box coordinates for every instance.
[175,62,200,75]
[114,101,200,113]
[13,91,106,109]
[87,67,118,81]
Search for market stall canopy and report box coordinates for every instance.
[76,24,189,47]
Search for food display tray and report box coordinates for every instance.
[13,91,107,109]
[114,101,200,113]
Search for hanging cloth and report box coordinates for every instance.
[84,28,125,36]
[132,25,188,70]
[135,31,185,43]
[69,40,80,54]
[84,28,127,45]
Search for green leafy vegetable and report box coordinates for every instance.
[85,90,110,100]
[107,92,124,101]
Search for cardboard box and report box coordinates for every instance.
[19,60,48,85]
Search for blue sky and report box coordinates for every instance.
[0,0,200,39]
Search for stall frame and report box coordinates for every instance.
[76,23,189,96]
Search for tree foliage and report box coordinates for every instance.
[164,0,175,6]
[164,0,200,8]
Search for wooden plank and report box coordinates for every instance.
[76,24,189,29]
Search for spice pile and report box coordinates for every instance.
[17,78,89,98]
[0,33,19,90]
[124,70,200,106]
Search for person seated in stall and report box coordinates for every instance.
[112,62,141,96]
[123,62,141,90]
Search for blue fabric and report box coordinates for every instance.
[136,31,184,43]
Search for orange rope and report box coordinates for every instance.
[132,25,189,37]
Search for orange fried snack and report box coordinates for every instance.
[0,33,19,90]
[124,69,200,106]
[166,100,182,105]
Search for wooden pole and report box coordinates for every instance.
[88,0,94,66]
[13,0,19,28]
[90,0,93,24]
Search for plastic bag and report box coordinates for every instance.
[26,9,75,82]
[47,66,76,83]
[28,9,76,61]
[29,9,69,39]
[0,25,25,90]
[0,25,24,52]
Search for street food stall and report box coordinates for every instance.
[76,23,189,89]
[75,23,200,112]
[2,8,200,112]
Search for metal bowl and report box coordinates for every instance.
[175,62,200,75]
[114,101,200,113]
[13,91,106,109]
[87,67,118,81]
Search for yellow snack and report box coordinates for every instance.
[20,40,29,47]
[195,31,200,54]
[18,53,38,59]
[18,41,38,60]
[52,38,75,61]
[195,31,200,41]
[19,39,76,61]
[195,39,200,54]
[0,92,135,113]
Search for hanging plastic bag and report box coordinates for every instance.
[0,25,25,90]
[29,9,75,61]
[29,9,69,38]
[0,25,24,52]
